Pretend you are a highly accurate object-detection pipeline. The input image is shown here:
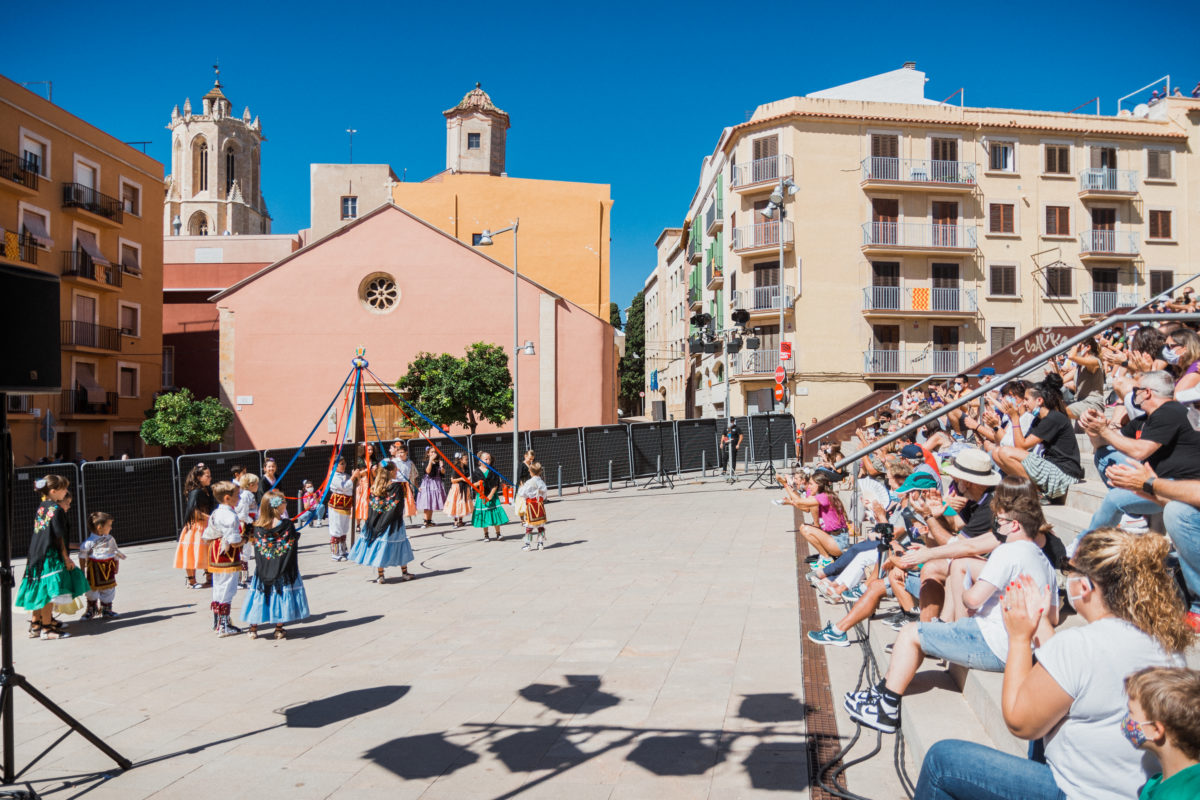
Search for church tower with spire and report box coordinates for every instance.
[164,69,271,236]
[444,83,510,176]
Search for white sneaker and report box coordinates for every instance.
[330,553,340,561]
[771,499,785,506]
[1119,513,1149,534]
[521,543,531,551]
[537,541,545,551]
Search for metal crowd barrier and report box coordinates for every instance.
[81,457,179,548]
[629,422,679,478]
[527,428,585,488]
[675,419,719,473]
[581,425,632,485]
[11,463,82,559]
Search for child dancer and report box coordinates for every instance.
[443,452,474,527]
[416,450,447,527]
[235,473,259,588]
[518,462,549,551]
[174,464,213,589]
[240,490,310,639]
[392,444,419,521]
[472,452,509,541]
[348,460,415,583]
[327,456,354,560]
[17,475,88,640]
[354,443,377,534]
[204,481,244,637]
[78,511,126,619]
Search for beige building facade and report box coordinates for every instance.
[643,227,688,419]
[0,75,165,464]
[658,64,1200,422]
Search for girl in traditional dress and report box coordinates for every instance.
[472,452,509,541]
[204,481,244,637]
[392,444,419,521]
[515,450,536,520]
[17,475,89,640]
[241,490,310,639]
[79,511,125,619]
[518,462,549,551]
[260,457,279,497]
[353,443,377,534]
[443,452,474,527]
[416,449,448,527]
[174,464,213,589]
[327,456,354,560]
[235,473,259,587]
[349,460,415,583]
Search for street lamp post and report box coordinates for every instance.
[476,220,533,485]
[761,174,798,412]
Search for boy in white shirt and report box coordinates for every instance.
[517,463,549,551]
[203,481,244,637]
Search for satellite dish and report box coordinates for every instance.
[1133,103,1150,118]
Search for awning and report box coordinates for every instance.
[21,215,53,250]
[75,367,106,404]
[120,246,142,275]
[76,230,110,267]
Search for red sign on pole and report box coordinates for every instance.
[774,366,786,384]
[780,342,793,362]
[774,385,785,402]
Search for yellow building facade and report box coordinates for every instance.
[0,75,164,465]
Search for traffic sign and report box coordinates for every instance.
[774,385,785,402]
[780,342,792,361]
[774,366,786,384]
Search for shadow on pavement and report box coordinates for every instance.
[737,692,808,723]
[291,614,383,638]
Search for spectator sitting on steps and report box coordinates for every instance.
[992,376,1083,501]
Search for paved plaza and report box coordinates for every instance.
[8,479,812,799]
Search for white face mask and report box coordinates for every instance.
[1162,345,1182,365]
[1066,575,1090,610]
[1124,392,1146,420]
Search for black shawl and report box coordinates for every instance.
[182,486,214,527]
[252,519,300,597]
[26,499,67,581]
[364,482,405,542]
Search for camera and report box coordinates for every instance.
[873,522,894,546]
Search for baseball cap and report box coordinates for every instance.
[896,473,940,494]
[900,444,924,461]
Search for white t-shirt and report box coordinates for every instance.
[998,411,1037,449]
[1036,617,1184,800]
[973,540,1058,660]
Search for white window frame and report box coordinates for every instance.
[72,153,101,189]
[1146,207,1176,243]
[986,262,1021,299]
[984,137,1018,175]
[1086,202,1122,230]
[116,362,140,398]
[71,290,100,325]
[117,300,142,337]
[1041,202,1074,239]
[985,199,1020,238]
[1144,147,1174,183]
[865,127,904,157]
[18,127,51,178]
[340,195,358,220]
[17,201,52,250]
[117,237,142,277]
[467,132,482,150]
[925,132,962,162]
[1148,268,1176,297]
[1040,139,1073,178]
[118,176,143,216]
[72,220,104,258]
[1086,141,1120,170]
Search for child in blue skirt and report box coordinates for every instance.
[348,460,415,583]
[240,490,310,639]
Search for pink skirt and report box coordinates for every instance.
[443,483,474,518]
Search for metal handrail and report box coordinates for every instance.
[833,306,1200,472]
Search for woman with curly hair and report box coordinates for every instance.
[913,527,1193,800]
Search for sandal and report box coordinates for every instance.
[40,628,69,640]
[28,621,42,639]
[248,628,259,640]
[273,628,287,640]
[400,572,415,582]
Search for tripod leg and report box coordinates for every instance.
[1,679,12,784]
[10,674,132,771]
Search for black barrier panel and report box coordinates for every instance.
[527,428,584,488]
[405,437,467,491]
[467,433,526,486]
[81,458,178,547]
[177,450,262,527]
[582,425,631,484]
[263,444,342,517]
[12,464,81,558]
[629,422,678,478]
[675,419,720,473]
[748,414,798,463]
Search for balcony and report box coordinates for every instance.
[705,260,723,288]
[863,349,978,376]
[61,320,122,352]
[2,232,39,265]
[0,148,39,194]
[861,222,977,254]
[687,229,702,263]
[61,390,117,417]
[733,285,794,315]
[62,251,123,289]
[1080,291,1140,317]
[1078,168,1138,198]
[732,220,793,255]
[731,348,780,376]
[731,155,793,193]
[860,158,977,192]
[688,285,702,309]
[861,286,978,317]
[705,196,723,234]
[1078,230,1139,260]
[61,182,124,225]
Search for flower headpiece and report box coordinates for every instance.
[269,495,285,509]
[34,477,48,489]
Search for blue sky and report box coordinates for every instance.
[6,1,1197,317]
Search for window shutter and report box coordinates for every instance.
[991,327,1016,354]
[1045,145,1056,174]
[753,136,778,160]
[990,204,1002,232]
[1147,150,1171,180]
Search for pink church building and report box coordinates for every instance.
[211,204,617,450]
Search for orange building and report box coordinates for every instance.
[0,75,164,464]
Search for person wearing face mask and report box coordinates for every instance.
[1162,329,1200,413]
[1078,371,1200,538]
[993,379,1083,501]
[913,527,1193,800]
[1122,667,1200,800]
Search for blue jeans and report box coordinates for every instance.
[915,739,1065,800]
[916,618,1005,672]
[1164,500,1200,613]
[1085,487,1164,534]
[823,540,875,578]
[1093,445,1136,489]
[316,503,327,522]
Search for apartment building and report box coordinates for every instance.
[644,227,688,419]
[0,75,164,465]
[660,64,1199,421]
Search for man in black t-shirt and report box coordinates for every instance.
[1079,370,1200,533]
[994,383,1083,499]
[720,421,743,474]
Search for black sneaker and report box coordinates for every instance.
[844,690,900,734]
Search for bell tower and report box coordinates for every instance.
[444,83,510,176]
[164,67,271,236]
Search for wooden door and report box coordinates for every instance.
[932,201,958,247]
[871,198,898,244]
[74,294,96,347]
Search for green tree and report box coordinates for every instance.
[139,388,234,451]
[618,290,645,414]
[395,342,513,434]
[609,302,623,331]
